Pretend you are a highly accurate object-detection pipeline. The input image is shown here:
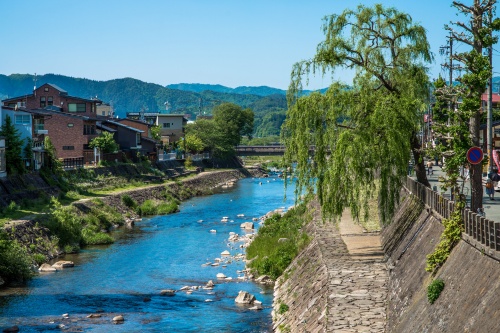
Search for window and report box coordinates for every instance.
[14,115,30,124]
[40,97,46,108]
[163,122,170,128]
[62,146,74,150]
[44,87,49,92]
[136,133,141,146]
[83,124,96,135]
[68,103,86,112]
[67,123,74,128]
[47,96,53,106]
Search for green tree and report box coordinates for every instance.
[185,133,204,153]
[186,119,231,157]
[0,115,25,174]
[150,125,161,141]
[283,4,432,223]
[88,132,119,153]
[43,136,63,174]
[435,0,500,211]
[213,103,254,145]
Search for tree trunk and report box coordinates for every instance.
[411,133,430,187]
[470,109,484,211]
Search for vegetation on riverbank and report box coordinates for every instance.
[246,203,310,279]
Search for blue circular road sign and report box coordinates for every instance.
[467,146,484,165]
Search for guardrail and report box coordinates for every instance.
[405,177,500,259]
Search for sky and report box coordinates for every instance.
[0,0,497,90]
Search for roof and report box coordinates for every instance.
[43,83,67,95]
[482,93,500,103]
[480,119,500,130]
[117,118,151,126]
[96,123,117,132]
[27,108,91,121]
[142,136,159,143]
[104,120,144,133]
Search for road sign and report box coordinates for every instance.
[467,146,484,165]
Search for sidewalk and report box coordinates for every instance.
[414,163,500,222]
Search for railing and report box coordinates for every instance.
[186,152,210,161]
[158,153,177,161]
[406,177,500,259]
[61,157,84,170]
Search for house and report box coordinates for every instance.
[2,83,102,117]
[156,114,187,146]
[98,120,144,154]
[126,111,159,125]
[1,83,103,167]
[96,103,114,118]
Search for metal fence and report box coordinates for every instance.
[405,177,500,259]
[61,157,84,170]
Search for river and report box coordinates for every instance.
[0,176,295,332]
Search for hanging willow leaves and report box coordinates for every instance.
[282,4,432,224]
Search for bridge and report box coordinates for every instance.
[235,145,318,156]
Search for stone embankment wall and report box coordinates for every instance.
[382,192,500,333]
[272,202,387,333]
[273,188,500,333]
[6,170,249,263]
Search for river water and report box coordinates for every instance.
[0,177,295,332]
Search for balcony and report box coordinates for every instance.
[34,124,48,135]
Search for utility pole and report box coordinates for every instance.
[487,6,494,172]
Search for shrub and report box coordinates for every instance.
[32,253,47,266]
[122,195,137,208]
[427,278,445,304]
[81,228,113,245]
[0,232,34,283]
[156,201,179,215]
[246,204,310,279]
[278,302,289,314]
[137,199,157,216]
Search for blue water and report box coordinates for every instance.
[0,177,295,332]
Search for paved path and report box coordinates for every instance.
[315,209,388,332]
[416,163,500,222]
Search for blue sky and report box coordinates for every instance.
[0,1,496,90]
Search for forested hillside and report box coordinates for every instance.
[0,74,291,136]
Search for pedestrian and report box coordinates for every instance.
[434,155,439,167]
[486,178,495,200]
[426,160,433,175]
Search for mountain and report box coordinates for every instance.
[0,74,289,136]
[167,83,287,96]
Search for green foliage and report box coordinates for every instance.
[0,115,25,175]
[426,206,463,273]
[121,195,137,208]
[278,302,289,314]
[32,253,47,266]
[213,102,254,143]
[150,125,161,141]
[246,204,310,279]
[156,201,179,215]
[184,156,193,169]
[185,133,204,153]
[427,278,445,304]
[137,199,157,216]
[0,231,33,283]
[283,4,432,224]
[42,136,64,175]
[89,132,119,153]
[81,228,113,245]
[45,198,82,248]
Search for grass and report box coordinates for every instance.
[246,203,310,279]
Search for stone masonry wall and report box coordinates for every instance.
[382,193,500,333]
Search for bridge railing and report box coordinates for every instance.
[406,177,500,259]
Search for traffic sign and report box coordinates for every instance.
[467,146,484,165]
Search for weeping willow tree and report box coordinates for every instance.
[282,4,433,224]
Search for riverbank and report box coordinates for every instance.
[1,169,253,286]
[0,174,291,333]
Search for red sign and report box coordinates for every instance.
[467,147,484,165]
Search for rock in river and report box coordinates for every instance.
[235,291,256,304]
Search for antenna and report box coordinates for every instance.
[33,73,38,91]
